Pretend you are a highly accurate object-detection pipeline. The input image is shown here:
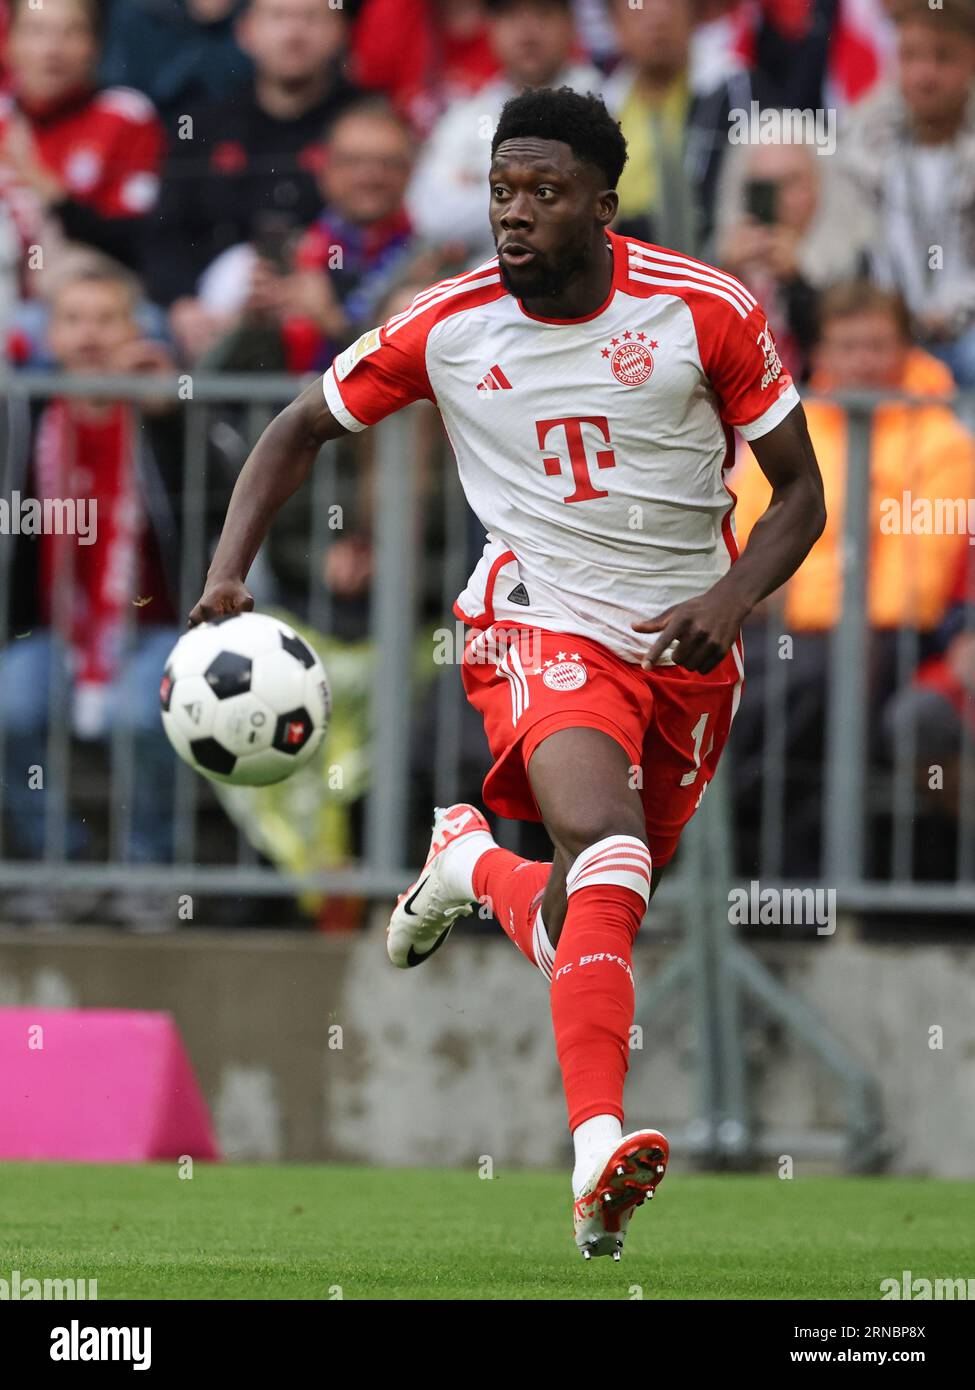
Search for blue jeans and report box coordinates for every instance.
[0,627,179,862]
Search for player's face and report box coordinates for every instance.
[489,139,613,299]
[9,0,98,106]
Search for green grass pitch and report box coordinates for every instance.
[1,1163,971,1300]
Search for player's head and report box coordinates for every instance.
[489,87,627,300]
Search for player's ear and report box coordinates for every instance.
[596,189,619,229]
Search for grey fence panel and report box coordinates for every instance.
[364,410,418,873]
[958,545,975,882]
[307,441,336,639]
[433,455,472,813]
[106,411,139,868]
[0,373,972,914]
[959,670,975,884]
[42,447,75,869]
[172,400,210,865]
[759,591,788,878]
[823,404,873,886]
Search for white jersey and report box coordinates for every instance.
[322,230,799,664]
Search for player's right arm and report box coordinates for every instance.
[189,303,435,625]
[188,381,348,625]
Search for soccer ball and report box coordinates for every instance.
[160,613,330,786]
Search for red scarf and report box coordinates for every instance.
[35,398,140,689]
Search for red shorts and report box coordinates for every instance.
[461,623,743,867]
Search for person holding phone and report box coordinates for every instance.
[715,140,870,381]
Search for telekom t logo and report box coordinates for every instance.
[535,416,616,503]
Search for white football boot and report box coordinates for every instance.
[386,804,494,969]
[573,1129,670,1261]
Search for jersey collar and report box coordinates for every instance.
[515,231,625,326]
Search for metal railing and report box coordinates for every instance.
[0,373,972,920]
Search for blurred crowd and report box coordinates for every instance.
[0,0,974,914]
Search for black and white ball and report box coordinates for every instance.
[160,613,330,786]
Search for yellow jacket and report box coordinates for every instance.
[730,350,975,631]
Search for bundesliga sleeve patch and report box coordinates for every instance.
[334,327,382,382]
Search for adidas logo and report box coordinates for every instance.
[476,364,512,392]
[507,582,530,606]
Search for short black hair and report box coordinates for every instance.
[491,87,628,189]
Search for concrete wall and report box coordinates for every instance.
[0,920,972,1176]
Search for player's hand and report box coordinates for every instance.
[188,578,254,627]
[1,114,64,204]
[633,592,747,673]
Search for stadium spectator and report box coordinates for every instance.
[0,0,11,91]
[406,0,599,260]
[689,0,750,92]
[838,0,975,385]
[5,242,171,369]
[146,0,362,362]
[99,0,251,127]
[0,259,185,900]
[714,138,871,380]
[570,0,618,72]
[0,0,164,273]
[883,587,975,878]
[729,282,975,874]
[602,0,752,253]
[729,0,895,110]
[350,0,500,135]
[198,100,425,373]
[734,282,975,632]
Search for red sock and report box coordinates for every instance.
[473,848,551,972]
[549,836,652,1129]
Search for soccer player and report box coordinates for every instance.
[190,88,826,1260]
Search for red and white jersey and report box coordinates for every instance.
[0,86,163,246]
[322,230,799,664]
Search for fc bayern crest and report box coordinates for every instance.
[542,654,588,691]
[601,331,657,386]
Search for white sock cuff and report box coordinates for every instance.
[444,831,497,901]
[572,1113,624,1198]
[565,835,652,907]
[531,907,555,983]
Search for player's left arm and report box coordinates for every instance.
[635,402,826,672]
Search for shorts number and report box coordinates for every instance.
[680,712,713,787]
